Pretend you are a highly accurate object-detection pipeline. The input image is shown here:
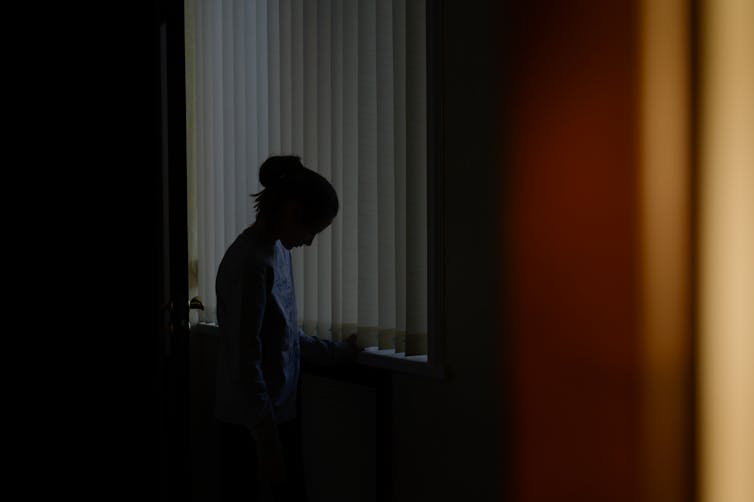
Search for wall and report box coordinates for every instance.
[392,1,655,501]
[502,1,643,501]
[391,1,506,500]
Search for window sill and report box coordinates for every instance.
[189,322,444,379]
[356,348,444,379]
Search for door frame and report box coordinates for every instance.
[156,0,190,499]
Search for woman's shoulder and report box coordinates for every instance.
[218,228,274,277]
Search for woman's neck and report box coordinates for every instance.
[250,216,277,244]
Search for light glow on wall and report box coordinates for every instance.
[638,1,691,501]
[698,1,754,501]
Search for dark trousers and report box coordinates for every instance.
[218,418,307,502]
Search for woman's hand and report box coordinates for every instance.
[344,333,361,351]
[335,333,363,363]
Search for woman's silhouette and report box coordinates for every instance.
[214,155,361,501]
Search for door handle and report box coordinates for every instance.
[188,296,206,332]
[160,298,195,357]
[189,296,205,311]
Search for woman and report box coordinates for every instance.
[214,155,361,501]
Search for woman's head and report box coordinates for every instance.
[252,155,338,249]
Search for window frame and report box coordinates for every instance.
[188,0,446,380]
[350,0,444,378]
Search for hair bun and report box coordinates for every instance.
[252,154,339,222]
[258,155,304,188]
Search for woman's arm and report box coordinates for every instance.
[238,263,286,483]
[299,331,361,364]
[237,264,278,441]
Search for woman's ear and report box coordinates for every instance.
[290,201,305,222]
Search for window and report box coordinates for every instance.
[185,0,442,376]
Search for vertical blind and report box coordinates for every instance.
[185,0,428,356]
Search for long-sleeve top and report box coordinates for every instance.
[213,225,344,439]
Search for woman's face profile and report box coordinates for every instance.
[278,202,333,250]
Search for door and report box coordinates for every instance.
[156,0,191,499]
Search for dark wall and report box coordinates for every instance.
[391,1,506,500]
[501,1,641,500]
[392,1,644,501]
